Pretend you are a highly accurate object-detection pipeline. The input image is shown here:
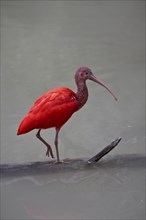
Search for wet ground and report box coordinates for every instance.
[1,1,145,219]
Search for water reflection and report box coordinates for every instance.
[1,155,145,219]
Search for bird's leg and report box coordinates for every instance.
[36,129,54,158]
[54,128,69,164]
[54,128,61,162]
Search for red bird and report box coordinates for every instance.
[17,67,117,163]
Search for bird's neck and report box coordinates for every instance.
[76,80,88,110]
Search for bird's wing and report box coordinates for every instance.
[29,87,78,115]
[17,87,79,134]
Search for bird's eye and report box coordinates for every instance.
[85,72,88,75]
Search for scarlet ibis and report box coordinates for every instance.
[17,67,117,163]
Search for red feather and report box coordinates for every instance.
[17,87,78,135]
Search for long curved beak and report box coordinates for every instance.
[90,74,118,101]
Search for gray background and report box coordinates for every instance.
[1,1,145,219]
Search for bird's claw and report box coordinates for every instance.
[53,160,69,165]
[46,149,50,157]
[46,148,54,158]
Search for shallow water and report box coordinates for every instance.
[1,1,145,219]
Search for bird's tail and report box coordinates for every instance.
[17,115,36,135]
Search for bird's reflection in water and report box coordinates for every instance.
[1,154,145,219]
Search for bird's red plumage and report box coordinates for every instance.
[17,87,78,135]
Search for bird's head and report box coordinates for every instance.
[75,67,117,101]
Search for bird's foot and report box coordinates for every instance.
[46,148,54,158]
[53,160,69,165]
